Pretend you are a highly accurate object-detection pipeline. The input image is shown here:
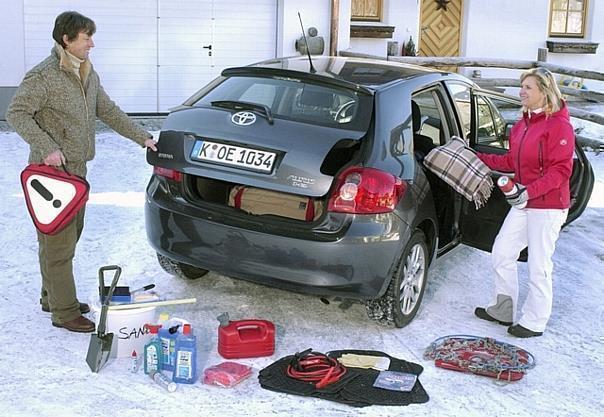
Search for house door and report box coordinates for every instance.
[418,0,463,58]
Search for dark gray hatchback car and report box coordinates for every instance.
[145,56,594,327]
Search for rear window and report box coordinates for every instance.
[193,76,372,130]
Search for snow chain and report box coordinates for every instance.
[424,335,536,382]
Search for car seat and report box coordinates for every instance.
[411,101,436,162]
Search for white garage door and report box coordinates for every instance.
[159,0,277,110]
[23,0,277,112]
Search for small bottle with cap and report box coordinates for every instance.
[497,176,527,209]
[130,350,139,373]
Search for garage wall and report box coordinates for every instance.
[277,0,331,57]
[17,0,278,113]
[0,0,25,120]
[22,0,158,112]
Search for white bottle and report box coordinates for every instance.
[497,176,527,209]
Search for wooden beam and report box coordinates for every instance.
[471,78,604,102]
[568,107,604,125]
[330,0,339,56]
[387,57,604,81]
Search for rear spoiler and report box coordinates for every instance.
[222,67,375,97]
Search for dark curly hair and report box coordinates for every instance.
[52,11,96,47]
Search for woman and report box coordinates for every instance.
[474,67,575,338]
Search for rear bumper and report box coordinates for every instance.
[145,178,412,299]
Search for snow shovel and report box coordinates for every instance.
[86,265,122,373]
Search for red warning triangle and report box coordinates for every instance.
[21,164,89,235]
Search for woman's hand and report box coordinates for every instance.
[506,184,529,207]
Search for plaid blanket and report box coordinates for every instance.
[423,136,493,209]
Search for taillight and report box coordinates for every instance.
[328,167,407,214]
[153,166,182,182]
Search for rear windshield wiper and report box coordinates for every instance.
[211,100,274,125]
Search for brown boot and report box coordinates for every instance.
[52,316,96,333]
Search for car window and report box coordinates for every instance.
[193,76,372,130]
[445,82,471,139]
[239,84,278,108]
[476,95,521,150]
[412,89,449,146]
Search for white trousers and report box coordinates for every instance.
[489,207,568,332]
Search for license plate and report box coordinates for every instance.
[191,140,276,173]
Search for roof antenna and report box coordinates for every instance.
[298,12,316,74]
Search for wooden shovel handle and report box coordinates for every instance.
[107,298,197,311]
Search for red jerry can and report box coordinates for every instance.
[217,313,275,359]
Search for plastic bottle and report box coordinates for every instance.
[158,317,189,372]
[149,370,177,393]
[172,323,197,384]
[157,313,175,371]
[497,176,527,209]
[144,324,163,375]
[130,350,139,373]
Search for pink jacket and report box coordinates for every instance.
[478,103,575,209]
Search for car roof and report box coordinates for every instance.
[223,56,448,93]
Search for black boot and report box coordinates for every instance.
[507,324,543,338]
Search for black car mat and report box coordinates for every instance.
[258,349,429,407]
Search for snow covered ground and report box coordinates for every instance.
[0,129,602,417]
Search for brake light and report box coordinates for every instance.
[328,167,407,214]
[153,166,182,182]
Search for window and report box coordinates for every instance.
[549,0,588,38]
[195,76,372,130]
[475,95,521,150]
[352,0,382,22]
[412,89,449,147]
[446,83,472,139]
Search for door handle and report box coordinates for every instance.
[203,45,212,50]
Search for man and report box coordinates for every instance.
[7,11,157,333]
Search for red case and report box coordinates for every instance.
[203,362,253,387]
[218,319,275,359]
[20,164,89,235]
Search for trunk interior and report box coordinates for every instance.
[186,138,364,223]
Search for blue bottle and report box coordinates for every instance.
[158,317,189,371]
[172,324,197,384]
[158,322,178,371]
[143,324,163,375]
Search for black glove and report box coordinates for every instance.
[506,184,528,207]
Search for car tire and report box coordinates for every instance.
[365,230,429,328]
[156,253,210,280]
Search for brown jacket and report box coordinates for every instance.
[7,44,150,168]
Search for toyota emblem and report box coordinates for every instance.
[231,111,256,126]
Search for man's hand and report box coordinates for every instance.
[506,184,529,207]
[43,149,66,166]
[144,138,158,152]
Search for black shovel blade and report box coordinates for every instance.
[86,332,114,373]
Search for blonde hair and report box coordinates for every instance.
[520,67,563,115]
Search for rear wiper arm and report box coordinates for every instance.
[211,100,274,125]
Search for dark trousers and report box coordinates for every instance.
[37,161,87,323]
